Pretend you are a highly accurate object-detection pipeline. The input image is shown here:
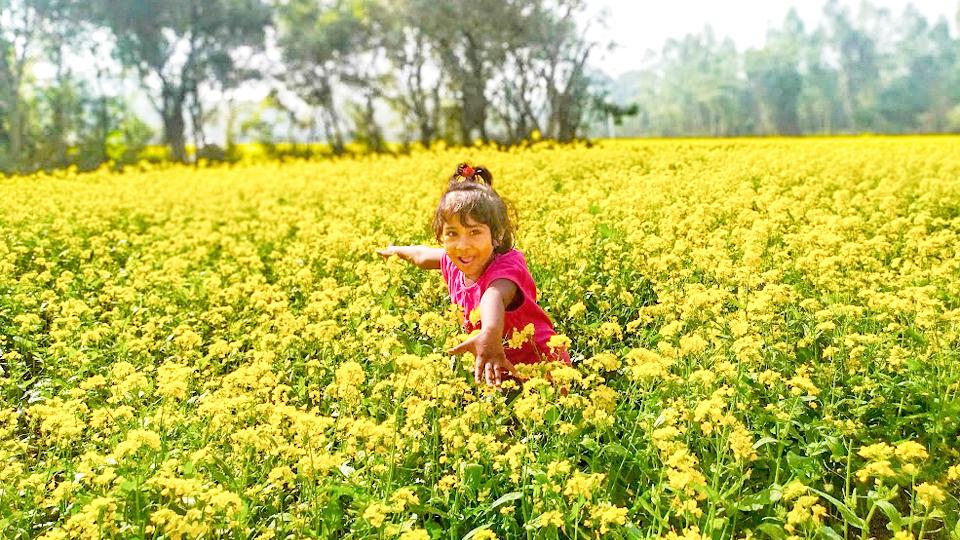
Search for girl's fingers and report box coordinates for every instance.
[500,359,520,379]
[485,362,495,386]
[474,356,483,384]
[448,334,476,356]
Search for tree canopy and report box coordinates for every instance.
[2,0,960,173]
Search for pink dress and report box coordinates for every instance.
[440,249,571,365]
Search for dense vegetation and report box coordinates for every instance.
[1,137,958,538]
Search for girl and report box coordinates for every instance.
[377,163,570,387]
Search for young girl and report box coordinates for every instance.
[377,163,570,387]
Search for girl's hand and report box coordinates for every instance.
[448,329,520,387]
[376,244,398,259]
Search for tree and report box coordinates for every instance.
[276,0,378,154]
[0,0,43,171]
[823,0,880,131]
[92,0,270,162]
[373,0,443,147]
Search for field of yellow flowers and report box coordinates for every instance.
[1,137,959,539]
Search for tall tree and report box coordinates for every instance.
[0,0,42,171]
[92,0,270,161]
[405,0,518,144]
[823,0,880,131]
[748,9,805,135]
[276,0,377,154]
[373,0,443,147]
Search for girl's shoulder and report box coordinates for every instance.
[491,248,528,270]
[482,248,534,285]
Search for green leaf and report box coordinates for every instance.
[488,491,522,513]
[752,437,779,449]
[736,486,782,511]
[580,436,599,453]
[463,463,483,491]
[787,451,820,481]
[117,479,138,493]
[603,442,630,458]
[873,500,901,532]
[808,487,866,529]
[818,524,844,540]
[756,522,787,539]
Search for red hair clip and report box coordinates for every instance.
[461,165,475,178]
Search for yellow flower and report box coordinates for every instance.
[471,530,499,540]
[390,487,420,510]
[589,502,628,534]
[547,460,572,478]
[856,460,896,483]
[893,440,928,462]
[546,333,572,352]
[947,464,960,482]
[915,482,945,508]
[783,480,807,500]
[114,429,161,459]
[157,361,193,400]
[532,510,564,529]
[506,323,536,349]
[563,471,606,500]
[362,502,391,528]
[597,321,623,339]
[398,529,430,540]
[858,442,894,461]
[584,352,620,371]
[728,424,757,462]
[663,525,706,540]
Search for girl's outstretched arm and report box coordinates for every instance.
[376,245,443,269]
[448,279,520,386]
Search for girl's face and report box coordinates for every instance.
[442,213,496,281]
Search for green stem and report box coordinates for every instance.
[843,440,853,539]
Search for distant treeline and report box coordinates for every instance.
[1,0,609,174]
[2,1,959,175]
[600,1,960,138]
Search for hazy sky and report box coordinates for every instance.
[586,0,960,77]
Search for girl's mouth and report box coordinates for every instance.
[458,256,475,265]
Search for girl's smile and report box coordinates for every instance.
[442,214,496,282]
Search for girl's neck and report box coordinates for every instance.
[464,253,497,285]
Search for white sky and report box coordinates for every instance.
[586,0,960,78]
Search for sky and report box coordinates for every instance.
[584,0,960,78]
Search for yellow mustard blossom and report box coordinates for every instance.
[915,482,945,508]
[894,440,928,462]
[363,502,391,528]
[564,471,606,500]
[589,502,628,534]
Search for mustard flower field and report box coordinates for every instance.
[1,138,959,539]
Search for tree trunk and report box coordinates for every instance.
[1,35,26,169]
[459,34,488,144]
[51,40,68,167]
[161,83,188,162]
